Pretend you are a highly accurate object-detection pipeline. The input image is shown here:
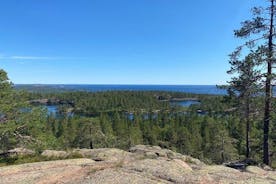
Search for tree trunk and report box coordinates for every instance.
[263,0,274,165]
[246,98,250,158]
[90,127,93,149]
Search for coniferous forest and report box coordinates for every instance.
[1,0,276,169]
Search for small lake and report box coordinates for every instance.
[171,100,200,107]
[46,105,58,115]
[46,105,74,117]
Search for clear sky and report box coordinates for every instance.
[0,0,264,85]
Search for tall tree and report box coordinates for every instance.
[231,0,275,165]
[227,53,261,158]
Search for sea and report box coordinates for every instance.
[15,84,227,95]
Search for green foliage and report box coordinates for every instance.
[0,69,60,153]
[226,52,262,159]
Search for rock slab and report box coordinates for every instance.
[0,145,276,184]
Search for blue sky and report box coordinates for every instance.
[0,0,264,84]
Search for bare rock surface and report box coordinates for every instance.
[41,150,69,158]
[0,145,276,184]
[0,159,95,184]
[73,148,133,163]
[129,145,203,166]
[5,148,35,157]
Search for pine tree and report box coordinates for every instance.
[227,53,261,158]
[231,0,276,165]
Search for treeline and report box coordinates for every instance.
[47,111,264,164]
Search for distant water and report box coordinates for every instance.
[171,100,201,107]
[46,105,58,115]
[16,84,226,95]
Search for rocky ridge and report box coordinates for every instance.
[0,145,275,184]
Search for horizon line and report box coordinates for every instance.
[14,83,224,86]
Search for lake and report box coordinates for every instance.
[171,100,200,107]
[47,105,58,115]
